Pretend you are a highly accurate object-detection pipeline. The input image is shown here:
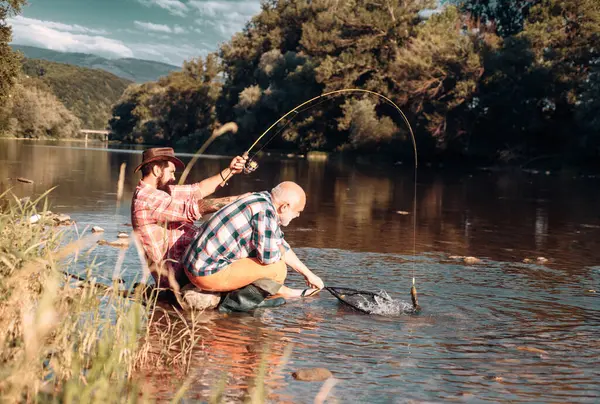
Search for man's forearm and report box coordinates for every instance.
[195,168,231,199]
[283,248,312,277]
[197,195,238,214]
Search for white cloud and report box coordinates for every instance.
[173,25,186,34]
[132,42,210,65]
[137,0,189,17]
[190,1,261,36]
[189,1,261,17]
[9,16,108,35]
[134,20,173,33]
[8,16,133,58]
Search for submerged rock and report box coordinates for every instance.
[395,210,410,215]
[523,257,549,264]
[97,239,129,248]
[292,368,332,381]
[516,346,548,356]
[91,226,105,233]
[117,232,129,239]
[463,256,482,264]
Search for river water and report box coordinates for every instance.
[1,139,599,403]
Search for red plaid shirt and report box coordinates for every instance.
[131,180,202,288]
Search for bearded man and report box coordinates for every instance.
[131,147,247,290]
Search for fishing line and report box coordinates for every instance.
[249,95,337,158]
[218,88,419,291]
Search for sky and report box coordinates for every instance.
[8,0,264,66]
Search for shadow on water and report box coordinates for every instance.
[2,139,600,402]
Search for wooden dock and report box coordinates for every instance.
[79,129,110,142]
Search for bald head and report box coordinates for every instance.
[271,181,305,207]
[270,182,306,226]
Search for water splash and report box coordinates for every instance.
[355,290,415,315]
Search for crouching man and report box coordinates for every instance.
[183,181,324,299]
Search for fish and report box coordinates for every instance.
[410,285,421,312]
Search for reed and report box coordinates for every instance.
[0,189,332,403]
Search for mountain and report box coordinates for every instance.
[22,58,133,129]
[11,45,180,83]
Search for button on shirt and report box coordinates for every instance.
[131,180,202,287]
[183,191,290,277]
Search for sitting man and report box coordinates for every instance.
[131,147,247,291]
[183,181,325,298]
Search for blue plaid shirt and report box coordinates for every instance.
[183,191,290,277]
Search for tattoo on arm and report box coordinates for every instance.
[197,196,239,214]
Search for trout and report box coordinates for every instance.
[410,285,421,312]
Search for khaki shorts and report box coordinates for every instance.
[186,258,287,292]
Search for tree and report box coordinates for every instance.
[450,0,539,36]
[3,78,81,138]
[0,0,27,107]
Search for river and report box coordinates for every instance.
[1,139,599,403]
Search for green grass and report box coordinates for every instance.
[0,188,334,403]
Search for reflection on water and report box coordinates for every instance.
[2,139,600,402]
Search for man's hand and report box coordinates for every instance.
[304,272,324,289]
[229,155,248,175]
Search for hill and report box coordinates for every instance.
[22,58,133,129]
[12,45,180,83]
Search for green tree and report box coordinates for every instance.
[2,77,81,138]
[109,55,222,148]
[450,0,538,36]
[0,0,27,108]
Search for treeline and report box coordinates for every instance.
[109,0,600,165]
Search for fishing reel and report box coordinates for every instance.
[243,158,259,175]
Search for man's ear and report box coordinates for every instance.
[151,164,161,177]
[279,202,289,213]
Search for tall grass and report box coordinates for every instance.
[0,189,333,403]
[0,191,158,402]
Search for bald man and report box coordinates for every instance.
[182,181,324,298]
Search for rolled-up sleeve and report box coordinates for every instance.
[252,209,286,264]
[147,190,201,223]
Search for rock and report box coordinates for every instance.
[395,211,410,215]
[181,284,221,310]
[54,214,71,223]
[97,239,129,248]
[117,232,129,239]
[292,368,332,382]
[586,289,596,293]
[523,257,549,264]
[516,346,548,356]
[449,255,464,260]
[91,226,104,233]
[463,256,482,264]
[16,177,34,184]
[29,214,41,224]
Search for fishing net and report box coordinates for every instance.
[325,286,418,315]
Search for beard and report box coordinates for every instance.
[157,177,175,191]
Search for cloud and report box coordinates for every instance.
[134,20,173,33]
[189,0,261,17]
[137,0,189,17]
[8,16,133,58]
[9,16,108,35]
[173,25,186,34]
[190,1,261,37]
[132,42,210,65]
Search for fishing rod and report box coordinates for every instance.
[217,88,421,310]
